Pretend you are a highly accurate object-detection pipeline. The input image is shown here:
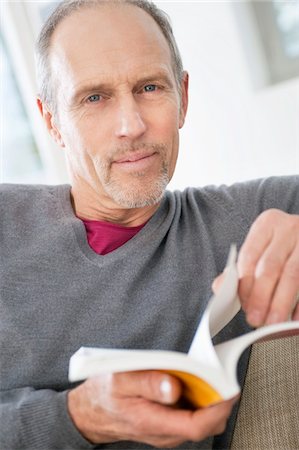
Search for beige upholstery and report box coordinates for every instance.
[231,335,299,449]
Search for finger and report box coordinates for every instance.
[265,244,299,324]
[243,236,293,326]
[127,397,236,443]
[237,211,273,306]
[173,398,236,441]
[112,371,182,405]
[199,396,239,438]
[240,225,296,327]
[238,211,299,326]
[238,273,256,313]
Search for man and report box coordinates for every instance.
[0,0,298,449]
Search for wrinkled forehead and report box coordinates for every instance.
[48,3,174,92]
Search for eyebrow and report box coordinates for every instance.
[70,82,112,105]
[70,71,174,105]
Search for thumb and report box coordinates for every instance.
[112,371,182,405]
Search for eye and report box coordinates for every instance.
[143,84,158,93]
[87,94,101,103]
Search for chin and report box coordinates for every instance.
[105,174,169,209]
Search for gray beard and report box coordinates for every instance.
[104,164,169,208]
[95,143,170,208]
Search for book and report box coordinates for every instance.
[68,245,299,408]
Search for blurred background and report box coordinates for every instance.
[0,0,298,189]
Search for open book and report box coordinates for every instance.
[69,245,299,407]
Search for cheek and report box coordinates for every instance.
[71,111,112,159]
[59,123,94,173]
[60,112,96,156]
[157,104,180,172]
[150,100,180,139]
[156,103,180,148]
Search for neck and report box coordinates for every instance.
[70,186,161,227]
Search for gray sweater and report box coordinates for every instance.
[0,176,298,450]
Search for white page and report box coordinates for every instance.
[188,245,240,367]
[214,321,299,386]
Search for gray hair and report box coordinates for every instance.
[36,0,184,116]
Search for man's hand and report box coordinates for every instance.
[214,209,299,327]
[238,209,299,326]
[68,371,236,447]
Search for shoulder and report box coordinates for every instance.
[0,183,61,197]
[0,183,70,197]
[0,183,70,215]
[174,175,299,213]
[166,176,299,239]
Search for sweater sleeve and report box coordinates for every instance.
[201,175,299,237]
[226,175,299,224]
[0,387,95,450]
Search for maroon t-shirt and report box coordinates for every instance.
[81,218,147,255]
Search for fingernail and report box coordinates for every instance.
[160,377,173,403]
[247,310,263,327]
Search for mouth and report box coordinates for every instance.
[113,151,158,171]
[114,151,157,163]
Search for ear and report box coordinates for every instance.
[37,97,65,148]
[179,71,189,129]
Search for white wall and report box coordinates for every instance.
[155,1,299,190]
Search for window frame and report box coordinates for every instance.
[251,0,299,84]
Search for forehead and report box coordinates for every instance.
[49,4,174,93]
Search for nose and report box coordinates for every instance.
[114,95,146,140]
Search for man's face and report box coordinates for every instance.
[49,4,188,208]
